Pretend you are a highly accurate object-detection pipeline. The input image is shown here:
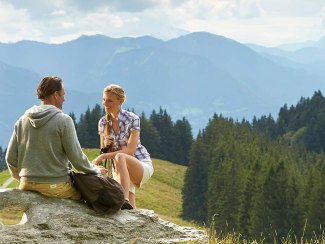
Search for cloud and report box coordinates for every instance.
[179,107,204,117]
[236,0,264,18]
[0,0,325,46]
[321,6,325,28]
[172,0,263,20]
[0,1,28,21]
[101,0,161,12]
[54,0,162,13]
[1,0,62,19]
[61,21,75,29]
[51,10,67,16]
[260,0,325,17]
[0,2,42,42]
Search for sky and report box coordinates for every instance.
[0,0,324,47]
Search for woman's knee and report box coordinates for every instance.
[114,153,127,168]
[115,152,125,159]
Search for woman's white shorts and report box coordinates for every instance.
[129,158,154,194]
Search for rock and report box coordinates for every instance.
[0,189,207,243]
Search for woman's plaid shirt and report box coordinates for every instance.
[98,109,150,160]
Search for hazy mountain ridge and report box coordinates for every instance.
[168,33,324,105]
[247,39,325,77]
[0,61,101,148]
[1,32,325,147]
[274,36,325,51]
[0,61,39,140]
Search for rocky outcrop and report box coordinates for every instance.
[0,189,207,243]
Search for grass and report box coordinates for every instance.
[83,148,100,161]
[135,158,193,226]
[0,170,18,188]
[0,170,11,185]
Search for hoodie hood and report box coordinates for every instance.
[25,105,61,128]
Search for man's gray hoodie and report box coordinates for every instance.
[6,105,99,183]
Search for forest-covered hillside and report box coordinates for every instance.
[253,90,325,152]
[183,91,325,241]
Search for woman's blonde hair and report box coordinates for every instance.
[103,84,126,102]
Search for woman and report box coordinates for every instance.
[92,84,154,210]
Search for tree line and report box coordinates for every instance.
[0,105,193,172]
[252,90,325,152]
[0,146,6,171]
[182,91,325,241]
[72,104,193,166]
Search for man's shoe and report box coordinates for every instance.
[121,199,133,210]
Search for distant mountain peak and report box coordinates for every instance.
[169,31,241,48]
[71,34,113,42]
[174,31,227,41]
[314,36,325,48]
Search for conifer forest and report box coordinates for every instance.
[183,90,325,241]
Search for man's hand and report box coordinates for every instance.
[97,165,108,176]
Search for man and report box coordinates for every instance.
[6,76,106,200]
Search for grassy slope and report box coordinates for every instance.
[0,170,10,184]
[1,149,198,228]
[0,170,18,188]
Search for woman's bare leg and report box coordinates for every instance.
[129,192,136,208]
[113,153,144,206]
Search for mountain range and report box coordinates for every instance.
[1,32,325,147]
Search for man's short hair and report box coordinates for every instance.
[37,76,63,100]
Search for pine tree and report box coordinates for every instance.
[286,168,303,237]
[182,131,208,222]
[271,91,325,153]
[304,163,325,238]
[139,112,161,158]
[210,155,243,234]
[239,161,261,238]
[173,117,193,165]
[0,146,6,171]
[252,114,277,139]
[250,161,295,241]
[88,104,104,148]
[207,121,248,235]
[69,112,77,128]
[76,104,104,148]
[150,108,175,162]
[303,111,325,152]
[77,107,91,148]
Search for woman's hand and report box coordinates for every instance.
[104,135,115,147]
[92,154,105,165]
